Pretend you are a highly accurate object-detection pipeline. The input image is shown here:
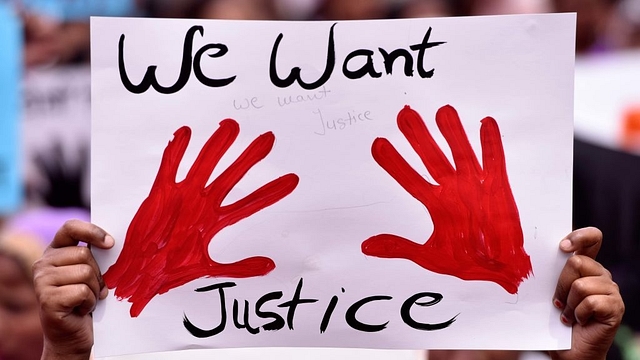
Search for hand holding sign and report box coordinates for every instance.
[362,105,532,293]
[103,119,299,317]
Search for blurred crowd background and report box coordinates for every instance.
[10,0,640,66]
[1,1,640,360]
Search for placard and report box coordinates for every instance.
[91,14,576,356]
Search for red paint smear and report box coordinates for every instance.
[362,105,532,293]
[103,119,299,317]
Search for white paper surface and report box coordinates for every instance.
[91,14,576,357]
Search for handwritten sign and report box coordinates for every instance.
[91,14,576,357]
[0,4,22,214]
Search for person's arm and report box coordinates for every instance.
[32,220,114,360]
[548,227,625,360]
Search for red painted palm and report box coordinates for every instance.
[104,119,299,317]
[362,105,532,293]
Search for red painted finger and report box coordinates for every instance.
[371,137,436,204]
[218,173,299,229]
[397,105,455,182]
[435,105,481,177]
[208,256,276,278]
[361,233,422,259]
[479,116,507,180]
[154,126,191,186]
[186,119,239,187]
[206,131,276,201]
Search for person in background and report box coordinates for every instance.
[465,0,553,16]
[312,0,389,20]
[0,208,89,360]
[391,0,453,19]
[187,0,279,20]
[33,223,623,360]
[552,0,625,53]
[17,0,139,67]
[22,12,90,67]
[0,233,45,360]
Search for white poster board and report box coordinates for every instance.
[91,14,576,357]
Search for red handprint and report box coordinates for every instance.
[103,119,299,317]
[362,105,532,293]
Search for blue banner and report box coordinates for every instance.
[19,0,136,20]
[0,3,22,214]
